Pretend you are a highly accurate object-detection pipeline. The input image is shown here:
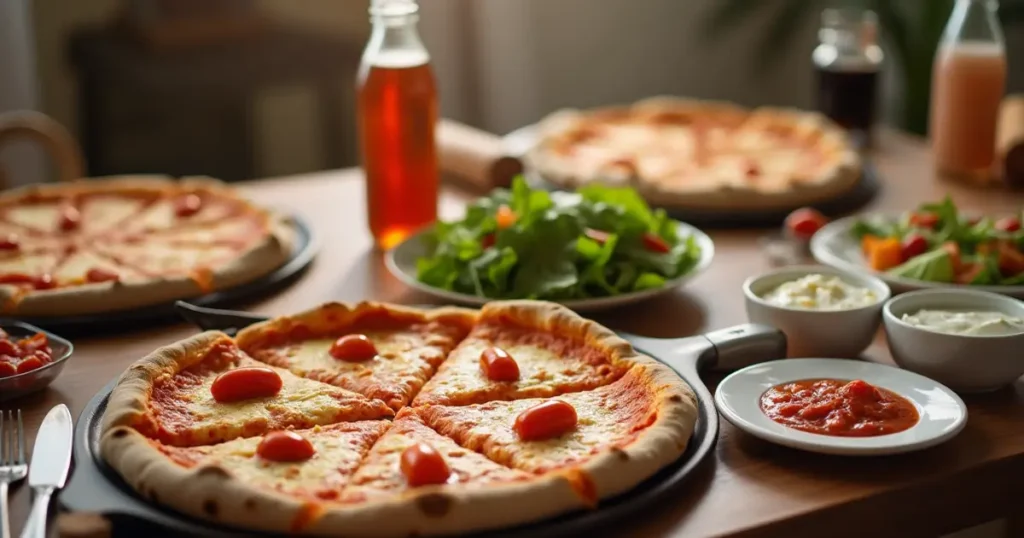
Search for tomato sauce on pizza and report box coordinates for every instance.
[100,301,698,536]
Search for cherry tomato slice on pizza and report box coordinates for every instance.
[514,400,578,441]
[257,431,316,462]
[210,367,283,403]
[174,194,203,217]
[400,442,452,487]
[86,267,120,283]
[329,334,378,362]
[0,234,19,251]
[58,204,81,231]
[479,347,519,382]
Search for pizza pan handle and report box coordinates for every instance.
[174,301,269,334]
[700,324,787,371]
[623,324,786,377]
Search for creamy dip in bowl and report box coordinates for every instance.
[762,274,879,311]
[884,289,1024,393]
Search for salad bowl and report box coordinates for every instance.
[812,216,1024,299]
[387,222,714,313]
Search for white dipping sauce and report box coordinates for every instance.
[762,274,878,310]
[901,309,1024,336]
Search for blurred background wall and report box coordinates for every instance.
[6,0,1024,183]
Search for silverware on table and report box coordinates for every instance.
[19,404,72,538]
[0,410,26,538]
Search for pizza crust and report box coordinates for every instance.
[0,175,296,317]
[526,96,862,210]
[101,301,700,536]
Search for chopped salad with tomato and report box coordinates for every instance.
[851,197,1024,285]
[416,177,703,300]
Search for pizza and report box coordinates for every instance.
[0,175,294,317]
[100,300,698,536]
[526,96,862,210]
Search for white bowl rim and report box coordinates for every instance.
[883,288,1024,340]
[743,264,892,314]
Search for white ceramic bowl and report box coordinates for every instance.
[743,265,891,358]
[883,289,1024,393]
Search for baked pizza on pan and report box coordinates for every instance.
[526,96,862,210]
[101,301,698,536]
[0,175,294,317]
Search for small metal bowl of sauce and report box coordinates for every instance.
[0,321,74,402]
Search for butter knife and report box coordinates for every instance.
[20,404,72,538]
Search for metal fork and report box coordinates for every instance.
[0,410,26,538]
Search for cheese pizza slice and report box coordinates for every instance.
[412,301,630,407]
[340,412,531,503]
[104,331,394,447]
[414,362,696,479]
[236,302,476,410]
[151,421,391,502]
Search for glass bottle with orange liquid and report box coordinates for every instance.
[930,0,1007,184]
[357,0,438,249]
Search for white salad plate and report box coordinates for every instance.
[811,216,1024,298]
[715,358,968,456]
[385,222,714,313]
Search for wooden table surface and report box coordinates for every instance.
[5,130,1024,538]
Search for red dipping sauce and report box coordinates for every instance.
[760,379,919,437]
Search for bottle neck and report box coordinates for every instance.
[944,0,1004,46]
[363,10,429,68]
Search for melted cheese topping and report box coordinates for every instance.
[417,368,657,473]
[96,241,237,276]
[52,249,144,284]
[146,352,392,446]
[147,214,262,246]
[122,196,240,234]
[413,324,626,406]
[341,414,530,503]
[2,203,61,233]
[0,252,58,277]
[79,196,148,234]
[159,421,390,501]
[249,329,455,410]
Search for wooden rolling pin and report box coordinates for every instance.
[998,94,1024,187]
[437,120,523,192]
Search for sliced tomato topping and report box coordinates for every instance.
[584,228,611,245]
[641,232,671,253]
[784,208,828,240]
[58,204,81,231]
[257,431,316,462]
[514,400,578,441]
[86,267,120,283]
[495,204,517,229]
[33,274,56,290]
[0,234,19,251]
[479,347,520,382]
[329,334,378,362]
[174,194,203,217]
[0,361,16,378]
[400,442,452,487]
[15,356,43,374]
[210,367,283,403]
[900,233,928,261]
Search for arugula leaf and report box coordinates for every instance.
[414,177,702,300]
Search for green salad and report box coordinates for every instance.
[851,197,1024,285]
[415,178,703,300]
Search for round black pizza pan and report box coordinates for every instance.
[10,214,317,337]
[59,338,719,538]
